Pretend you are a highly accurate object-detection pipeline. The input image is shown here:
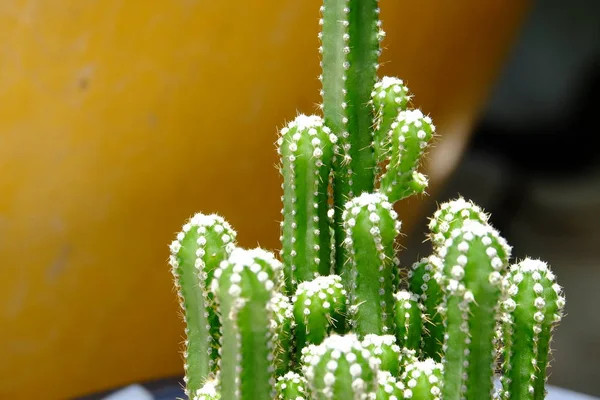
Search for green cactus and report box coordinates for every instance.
[434,220,512,400]
[293,275,348,361]
[302,334,379,399]
[500,258,566,400]
[212,248,282,400]
[278,114,336,294]
[169,213,237,396]
[393,290,425,352]
[168,1,566,399]
[408,257,444,361]
[400,359,443,400]
[342,192,401,336]
[275,372,309,400]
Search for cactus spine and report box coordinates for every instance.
[169,214,236,396]
[500,258,565,400]
[342,192,401,336]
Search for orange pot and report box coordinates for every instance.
[0,1,529,398]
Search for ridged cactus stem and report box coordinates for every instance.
[408,258,444,361]
[378,110,435,203]
[401,359,443,400]
[320,0,381,270]
[375,371,406,400]
[361,334,402,377]
[293,275,348,361]
[213,248,283,400]
[393,291,425,352]
[428,197,490,248]
[302,334,379,399]
[276,372,310,400]
[342,192,401,336]
[278,114,336,294]
[271,293,295,376]
[500,259,565,400]
[435,220,511,400]
[169,213,237,396]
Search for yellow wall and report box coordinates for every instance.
[0,1,529,398]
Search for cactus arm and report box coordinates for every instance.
[371,77,411,164]
[293,275,348,361]
[342,192,401,336]
[169,213,237,396]
[428,197,490,247]
[378,110,435,203]
[276,372,309,400]
[501,259,565,400]
[278,115,336,294]
[361,334,402,377]
[213,248,283,400]
[437,220,511,400]
[302,334,378,399]
[393,291,425,352]
[271,293,295,376]
[408,258,444,361]
[401,359,443,400]
[320,0,381,272]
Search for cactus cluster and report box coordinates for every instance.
[169,1,565,399]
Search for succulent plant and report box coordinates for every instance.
[169,1,565,398]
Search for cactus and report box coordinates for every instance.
[168,1,566,399]
[408,258,444,361]
[342,192,401,336]
[500,258,565,400]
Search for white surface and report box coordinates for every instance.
[101,384,153,400]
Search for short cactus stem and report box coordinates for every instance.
[378,109,435,203]
[361,334,402,377]
[320,0,381,271]
[371,77,411,165]
[375,371,406,400]
[428,197,490,247]
[393,291,425,352]
[212,248,283,400]
[342,192,401,336]
[193,378,220,400]
[500,258,565,400]
[397,347,419,378]
[169,213,237,396]
[400,359,443,400]
[436,220,512,400]
[278,114,336,294]
[276,372,309,400]
[302,334,379,399]
[293,275,348,361]
[408,258,444,361]
[271,292,295,376]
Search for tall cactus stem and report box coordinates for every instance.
[278,114,336,294]
[320,0,381,271]
[169,213,237,396]
[293,275,348,361]
[378,109,435,203]
[408,258,444,361]
[302,334,379,399]
[393,291,425,352]
[500,258,565,400]
[371,76,412,165]
[213,248,283,400]
[436,220,512,400]
[342,192,401,336]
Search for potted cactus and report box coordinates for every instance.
[168,1,568,399]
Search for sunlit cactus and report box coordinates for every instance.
[293,275,348,360]
[408,257,444,361]
[435,220,512,400]
[278,114,336,294]
[400,359,443,400]
[212,248,283,400]
[168,0,566,398]
[169,213,237,396]
[276,372,309,400]
[302,334,379,399]
[393,291,425,352]
[500,258,566,400]
[342,192,401,336]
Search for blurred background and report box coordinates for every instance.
[0,0,597,398]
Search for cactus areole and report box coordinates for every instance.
[169,1,565,399]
